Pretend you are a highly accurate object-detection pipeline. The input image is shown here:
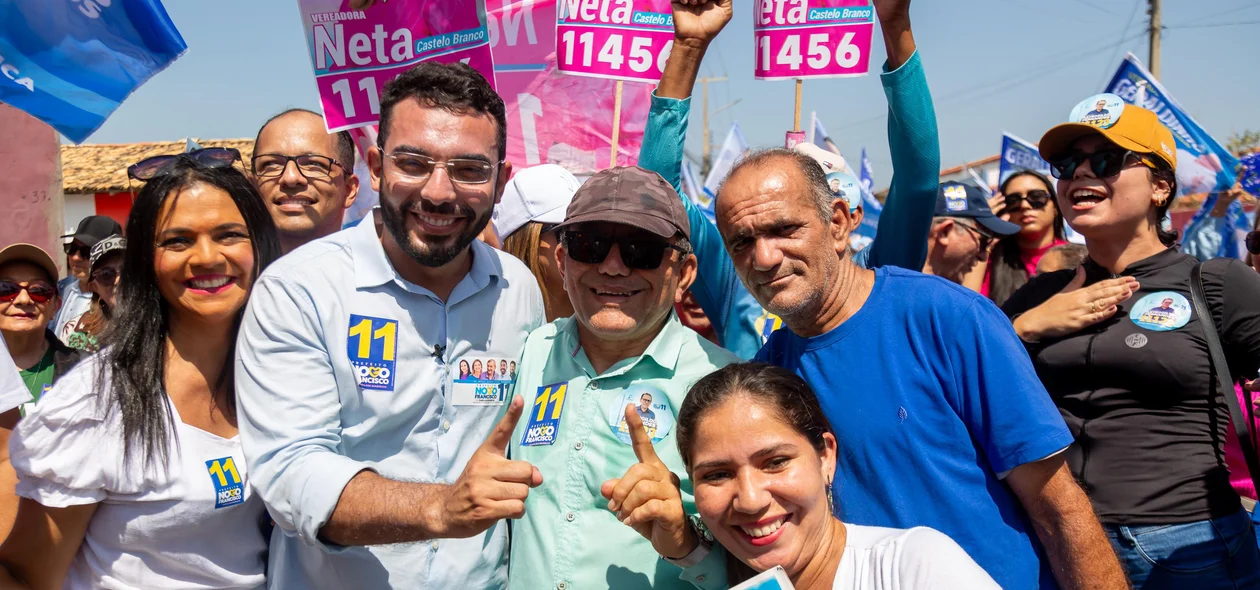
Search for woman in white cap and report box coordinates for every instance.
[493,164,581,322]
[1003,95,1260,588]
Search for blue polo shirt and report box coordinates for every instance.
[757,267,1073,589]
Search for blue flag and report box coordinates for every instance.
[856,148,880,240]
[998,132,1051,185]
[1239,153,1260,198]
[0,0,186,143]
[1104,53,1238,195]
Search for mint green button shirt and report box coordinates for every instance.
[508,314,738,590]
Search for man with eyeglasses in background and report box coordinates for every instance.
[52,215,121,344]
[236,62,545,589]
[251,108,360,254]
[505,167,738,590]
[923,182,1020,286]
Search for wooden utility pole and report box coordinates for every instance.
[698,76,727,176]
[1148,0,1162,78]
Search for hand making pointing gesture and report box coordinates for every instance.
[435,396,543,538]
[601,404,695,560]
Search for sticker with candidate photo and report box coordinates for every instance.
[826,171,861,211]
[1070,93,1126,129]
[943,184,968,212]
[607,385,675,445]
[1129,291,1192,332]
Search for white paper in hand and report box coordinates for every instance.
[731,566,796,590]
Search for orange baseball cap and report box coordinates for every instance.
[1039,93,1176,171]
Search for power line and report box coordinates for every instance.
[1097,0,1145,89]
[1179,2,1260,26]
[1065,0,1118,15]
[1167,20,1260,30]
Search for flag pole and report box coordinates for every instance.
[611,80,624,166]
[793,79,803,132]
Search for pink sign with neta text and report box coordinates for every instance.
[555,0,674,83]
[298,0,497,132]
[490,0,652,172]
[754,0,875,80]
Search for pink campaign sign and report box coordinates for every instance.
[490,0,652,171]
[555,0,674,83]
[298,0,497,131]
[754,0,875,80]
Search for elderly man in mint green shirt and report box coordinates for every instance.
[507,165,739,590]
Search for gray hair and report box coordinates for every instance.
[718,148,834,221]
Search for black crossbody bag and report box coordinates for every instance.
[1190,262,1260,498]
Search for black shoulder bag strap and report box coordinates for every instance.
[1191,262,1260,495]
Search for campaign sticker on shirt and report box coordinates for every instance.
[347,314,399,391]
[205,457,245,509]
[1070,93,1125,129]
[757,309,784,343]
[1129,291,1192,332]
[521,382,568,446]
[943,184,968,212]
[607,385,675,445]
[451,356,514,406]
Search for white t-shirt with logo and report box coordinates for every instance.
[9,357,267,589]
[833,524,999,589]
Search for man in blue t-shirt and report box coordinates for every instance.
[716,145,1126,588]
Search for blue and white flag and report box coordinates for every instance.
[681,158,715,223]
[1105,53,1238,195]
[0,0,186,143]
[855,148,880,240]
[1239,152,1260,198]
[703,122,748,200]
[999,132,1051,185]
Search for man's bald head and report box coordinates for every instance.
[254,108,356,170]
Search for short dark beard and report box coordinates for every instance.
[378,187,492,268]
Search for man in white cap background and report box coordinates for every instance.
[53,215,122,343]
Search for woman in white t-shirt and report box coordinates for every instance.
[604,363,999,589]
[0,153,282,589]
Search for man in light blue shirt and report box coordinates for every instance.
[235,63,545,589]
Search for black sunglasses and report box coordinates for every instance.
[64,242,90,258]
[1049,148,1152,180]
[127,147,242,181]
[562,231,686,270]
[957,222,995,251]
[1004,190,1052,211]
[1247,231,1260,256]
[91,267,120,286]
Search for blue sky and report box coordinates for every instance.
[88,0,1260,187]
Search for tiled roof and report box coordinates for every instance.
[60,139,254,194]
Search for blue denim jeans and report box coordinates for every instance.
[1105,509,1260,589]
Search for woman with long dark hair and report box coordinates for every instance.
[603,363,997,588]
[981,170,1067,306]
[65,235,125,352]
[0,157,280,588]
[1003,95,1260,588]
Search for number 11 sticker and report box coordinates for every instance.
[753,1,876,80]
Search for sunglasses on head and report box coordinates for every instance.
[561,231,686,270]
[0,280,56,304]
[1247,231,1260,256]
[1049,148,1154,180]
[91,267,120,286]
[127,147,242,181]
[1004,189,1052,211]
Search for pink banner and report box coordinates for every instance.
[490,0,651,173]
[555,0,674,83]
[754,0,875,81]
[298,0,496,132]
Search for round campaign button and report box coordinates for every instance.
[607,384,675,445]
[1129,291,1192,332]
[827,171,862,212]
[1070,93,1126,129]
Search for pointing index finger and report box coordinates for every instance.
[624,404,661,465]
